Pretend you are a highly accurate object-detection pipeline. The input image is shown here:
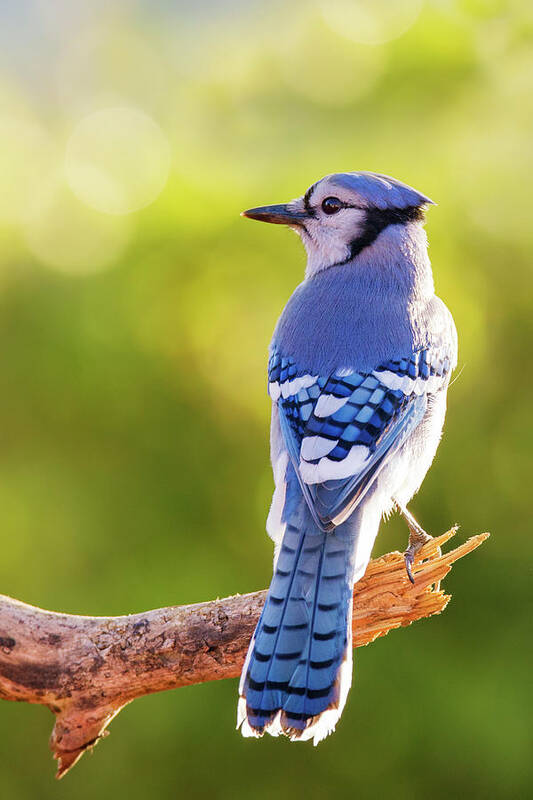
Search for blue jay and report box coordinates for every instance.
[237,172,457,745]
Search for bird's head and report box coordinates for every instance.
[242,172,434,276]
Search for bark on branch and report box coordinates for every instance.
[0,529,488,778]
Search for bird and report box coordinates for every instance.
[236,171,457,745]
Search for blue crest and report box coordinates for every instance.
[327,171,434,210]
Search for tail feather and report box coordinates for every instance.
[238,520,354,744]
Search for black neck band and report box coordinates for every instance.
[348,205,425,259]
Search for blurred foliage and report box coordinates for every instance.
[0,1,531,798]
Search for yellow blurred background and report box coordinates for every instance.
[0,1,531,797]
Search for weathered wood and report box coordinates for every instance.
[0,529,489,778]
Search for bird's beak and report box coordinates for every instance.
[241,204,308,226]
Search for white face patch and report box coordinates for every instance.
[291,179,369,275]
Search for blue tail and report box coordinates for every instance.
[238,515,354,744]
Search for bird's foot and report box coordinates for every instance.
[395,501,440,585]
[404,526,434,584]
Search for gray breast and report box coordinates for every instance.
[272,265,454,374]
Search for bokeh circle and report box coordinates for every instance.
[65,107,171,215]
[24,176,131,275]
[318,0,424,46]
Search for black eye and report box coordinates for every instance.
[321,196,344,215]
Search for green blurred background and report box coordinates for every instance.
[0,1,531,797]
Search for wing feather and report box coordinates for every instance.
[269,348,451,531]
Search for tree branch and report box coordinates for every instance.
[0,529,488,778]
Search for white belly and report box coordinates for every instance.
[380,390,448,510]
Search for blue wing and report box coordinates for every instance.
[269,348,452,532]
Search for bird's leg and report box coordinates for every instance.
[394,501,438,584]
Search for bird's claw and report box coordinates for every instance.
[395,501,437,584]
[404,547,417,584]
[403,531,432,584]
